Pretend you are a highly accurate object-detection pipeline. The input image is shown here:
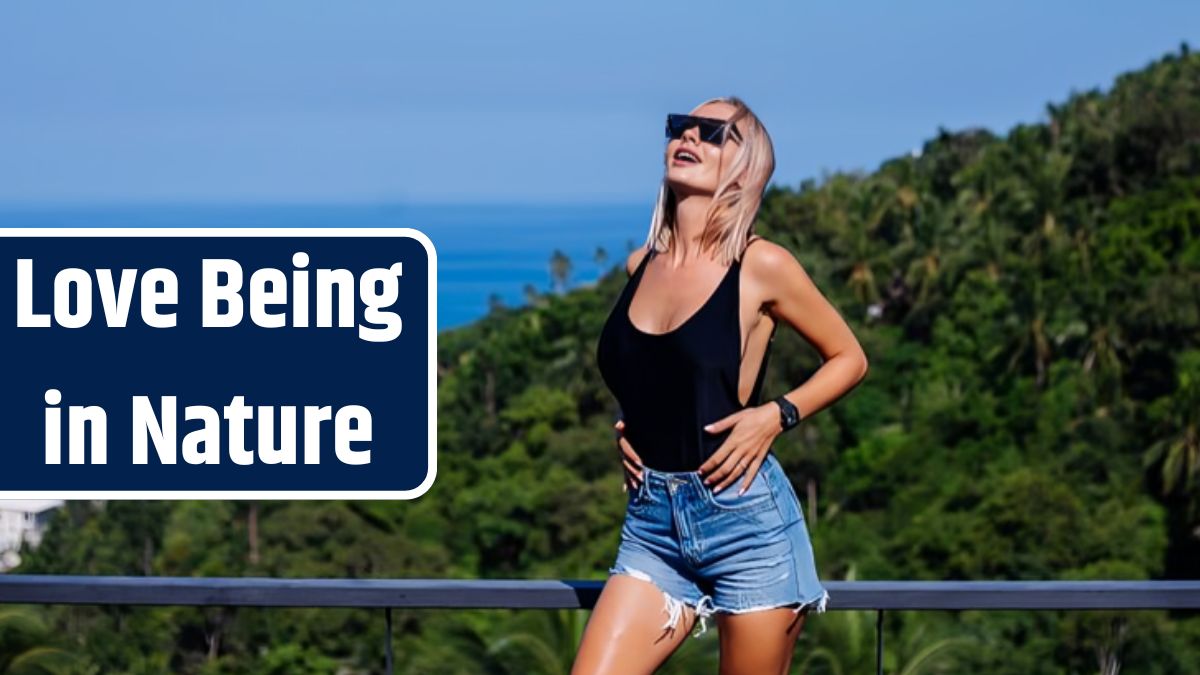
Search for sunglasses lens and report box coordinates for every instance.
[698,120,725,143]
[666,114,690,139]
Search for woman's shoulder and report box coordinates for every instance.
[624,245,653,277]
[742,234,790,265]
[742,235,804,280]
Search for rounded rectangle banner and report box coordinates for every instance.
[0,228,436,499]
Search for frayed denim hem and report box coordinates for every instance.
[713,588,830,616]
[607,565,718,638]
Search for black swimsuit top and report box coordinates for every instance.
[596,240,776,472]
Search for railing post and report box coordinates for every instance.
[385,607,394,675]
[875,609,884,675]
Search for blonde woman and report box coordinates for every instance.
[573,97,869,674]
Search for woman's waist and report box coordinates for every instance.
[620,417,731,451]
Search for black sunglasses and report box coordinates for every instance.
[666,113,743,146]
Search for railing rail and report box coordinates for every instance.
[3,576,1199,609]
[3,576,1198,675]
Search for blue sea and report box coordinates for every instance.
[0,202,653,331]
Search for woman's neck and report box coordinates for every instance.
[668,194,715,264]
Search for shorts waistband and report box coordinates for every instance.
[639,451,778,491]
[639,464,704,492]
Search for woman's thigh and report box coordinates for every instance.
[571,574,698,675]
[716,607,806,675]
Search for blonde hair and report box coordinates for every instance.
[645,95,776,266]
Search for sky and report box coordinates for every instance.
[0,1,1197,205]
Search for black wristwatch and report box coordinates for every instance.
[773,395,802,432]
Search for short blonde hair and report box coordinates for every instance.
[645,96,776,265]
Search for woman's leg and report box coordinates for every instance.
[715,606,807,675]
[572,573,699,675]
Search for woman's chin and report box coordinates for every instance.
[665,174,715,196]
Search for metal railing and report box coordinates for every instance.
[2,576,1199,674]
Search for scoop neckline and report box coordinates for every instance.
[624,248,738,338]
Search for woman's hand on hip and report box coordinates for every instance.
[614,419,644,492]
[698,404,782,495]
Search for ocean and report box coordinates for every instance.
[0,202,653,331]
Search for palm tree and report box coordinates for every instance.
[485,609,578,674]
[593,246,609,276]
[1144,349,1200,496]
[549,250,573,294]
[488,293,507,314]
[0,608,82,674]
[796,566,974,674]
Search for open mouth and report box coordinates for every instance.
[672,149,700,165]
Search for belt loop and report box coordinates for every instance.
[685,472,702,493]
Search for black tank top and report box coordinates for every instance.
[596,240,776,472]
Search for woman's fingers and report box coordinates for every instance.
[703,409,745,434]
[614,419,643,464]
[734,453,766,495]
[699,442,738,483]
[709,451,755,493]
[614,419,643,489]
[618,435,643,466]
[622,457,642,483]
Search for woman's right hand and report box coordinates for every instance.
[614,419,644,492]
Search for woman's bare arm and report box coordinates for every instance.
[747,239,869,417]
[698,239,869,493]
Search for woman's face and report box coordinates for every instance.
[665,101,741,197]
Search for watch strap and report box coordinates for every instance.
[773,395,802,431]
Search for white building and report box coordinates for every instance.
[0,500,63,571]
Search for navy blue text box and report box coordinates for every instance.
[0,229,436,499]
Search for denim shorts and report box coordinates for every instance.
[607,450,829,638]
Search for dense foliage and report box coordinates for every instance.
[9,44,1200,674]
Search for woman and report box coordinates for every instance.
[572,96,869,675]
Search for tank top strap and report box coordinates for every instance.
[634,246,657,280]
[621,246,654,305]
[640,245,657,267]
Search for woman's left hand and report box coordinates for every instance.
[698,404,782,495]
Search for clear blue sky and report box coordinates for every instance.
[1,0,1196,205]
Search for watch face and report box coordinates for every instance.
[777,398,796,425]
[777,398,798,429]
